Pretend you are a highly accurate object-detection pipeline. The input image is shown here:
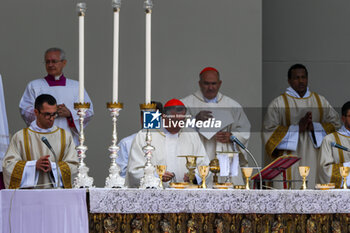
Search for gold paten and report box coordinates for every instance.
[169,182,190,189]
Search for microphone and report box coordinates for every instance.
[331,142,349,152]
[41,136,52,149]
[230,135,263,190]
[41,136,61,189]
[230,135,246,150]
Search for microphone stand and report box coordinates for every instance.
[48,147,61,189]
[231,136,263,190]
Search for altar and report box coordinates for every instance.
[88,188,350,232]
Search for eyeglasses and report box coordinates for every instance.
[44,60,63,65]
[39,111,58,119]
[164,106,186,114]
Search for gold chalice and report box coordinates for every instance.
[156,165,167,189]
[340,166,350,189]
[299,166,310,190]
[198,165,210,188]
[242,167,253,190]
[178,155,203,185]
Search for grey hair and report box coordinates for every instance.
[45,48,66,61]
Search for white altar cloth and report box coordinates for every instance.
[0,189,88,233]
[89,188,350,214]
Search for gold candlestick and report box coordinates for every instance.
[198,165,209,189]
[299,166,310,190]
[242,167,253,190]
[340,166,350,189]
[156,165,167,189]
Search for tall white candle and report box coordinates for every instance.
[145,11,151,104]
[79,14,84,103]
[113,9,119,103]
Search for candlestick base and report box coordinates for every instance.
[105,103,125,188]
[73,103,94,188]
[139,129,160,189]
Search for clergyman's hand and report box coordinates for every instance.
[36,155,52,173]
[57,104,71,118]
[195,111,213,121]
[162,171,175,182]
[299,112,312,133]
[183,173,189,182]
[215,132,232,143]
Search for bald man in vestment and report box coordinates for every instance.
[181,67,251,185]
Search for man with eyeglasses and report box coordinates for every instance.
[2,94,78,189]
[318,101,350,188]
[126,99,209,188]
[181,67,251,185]
[19,47,94,145]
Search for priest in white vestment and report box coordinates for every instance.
[19,48,93,145]
[116,101,163,178]
[263,64,341,189]
[318,101,350,188]
[181,67,251,185]
[3,94,78,189]
[0,74,10,189]
[126,99,209,188]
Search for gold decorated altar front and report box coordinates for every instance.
[88,188,350,232]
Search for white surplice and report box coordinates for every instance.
[116,133,137,177]
[19,77,94,145]
[0,74,9,172]
[126,129,209,188]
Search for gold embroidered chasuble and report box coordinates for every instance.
[263,92,340,188]
[2,126,78,189]
[318,131,350,188]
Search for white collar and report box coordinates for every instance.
[338,125,350,137]
[203,96,218,103]
[286,86,311,98]
[163,128,179,138]
[29,120,55,133]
